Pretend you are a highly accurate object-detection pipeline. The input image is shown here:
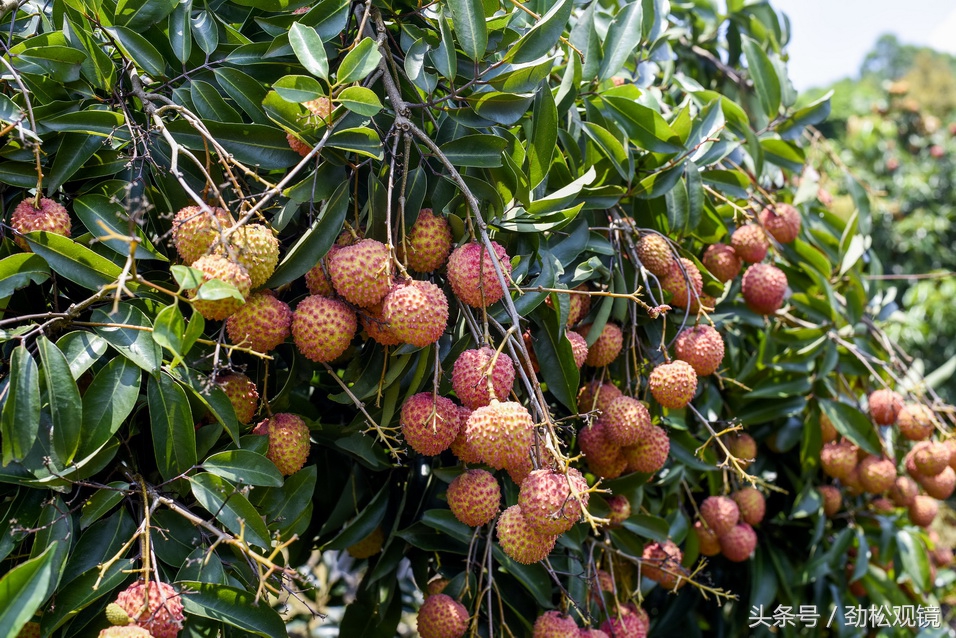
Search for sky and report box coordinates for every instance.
[770,0,956,90]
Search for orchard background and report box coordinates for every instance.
[0,0,954,636]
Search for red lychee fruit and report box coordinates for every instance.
[464,401,533,472]
[919,465,956,500]
[16,623,40,638]
[399,209,453,273]
[725,432,757,469]
[304,247,338,297]
[603,396,651,446]
[889,476,919,507]
[360,302,402,346]
[546,286,592,327]
[416,593,469,638]
[759,203,801,244]
[225,290,292,353]
[600,603,649,638]
[820,413,838,444]
[719,523,757,562]
[731,224,769,263]
[328,238,391,308]
[674,325,725,376]
[700,495,740,537]
[868,389,903,426]
[858,456,896,494]
[908,495,938,527]
[252,413,310,475]
[215,372,258,424]
[636,234,675,277]
[303,96,333,121]
[732,488,766,526]
[347,526,384,558]
[11,197,71,251]
[449,406,481,464]
[842,464,864,496]
[578,629,610,638]
[579,420,627,479]
[446,241,512,307]
[286,133,312,157]
[694,520,721,556]
[577,323,624,367]
[228,224,279,289]
[871,497,895,513]
[496,504,557,564]
[518,468,590,535]
[642,539,685,589]
[897,404,936,441]
[451,347,515,410]
[532,610,579,638]
[577,381,622,414]
[818,485,842,517]
[741,263,787,315]
[400,393,461,456]
[447,469,500,527]
[913,441,950,476]
[113,581,184,638]
[606,494,631,527]
[171,205,233,264]
[820,441,857,480]
[382,279,449,347]
[621,425,670,474]
[648,360,698,410]
[189,254,252,320]
[947,439,956,470]
[567,331,589,368]
[702,243,741,283]
[291,295,356,362]
[661,258,704,310]
[98,628,155,638]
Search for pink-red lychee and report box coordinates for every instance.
[518,468,590,535]
[225,290,292,353]
[674,325,725,376]
[328,238,391,308]
[291,295,356,362]
[451,347,515,410]
[382,279,449,347]
[416,593,469,638]
[578,323,624,367]
[759,203,801,244]
[702,243,741,282]
[648,360,698,409]
[447,469,501,527]
[496,504,557,564]
[446,241,512,307]
[400,393,461,456]
[113,581,184,638]
[741,263,787,315]
[11,197,71,251]
[731,224,769,263]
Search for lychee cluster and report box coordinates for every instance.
[188,253,253,320]
[693,494,760,562]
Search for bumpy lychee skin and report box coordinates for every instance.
[818,485,842,517]
[382,280,449,347]
[449,406,481,463]
[719,523,757,562]
[636,234,675,277]
[399,209,453,273]
[98,628,154,638]
[215,373,258,424]
[304,247,338,297]
[105,602,130,625]
[871,497,895,513]
[360,302,402,346]
[252,413,310,475]
[606,494,631,527]
[496,505,557,564]
[304,96,333,121]
[603,396,651,446]
[579,420,627,479]
[578,629,610,638]
[869,389,903,426]
[820,413,838,444]
[732,488,766,526]
[908,495,938,527]
[546,285,592,327]
[401,393,461,456]
[226,290,292,353]
[726,433,757,469]
[889,476,919,507]
[897,404,936,441]
[226,224,279,289]
[648,360,698,410]
[731,224,769,263]
[17,622,41,638]
[913,441,951,477]
[464,401,533,472]
[518,468,590,535]
[600,603,649,638]
[820,441,857,480]
[113,581,183,638]
[11,197,71,251]
[661,258,704,309]
[328,239,391,308]
[702,243,742,283]
[674,325,725,376]
[347,526,384,559]
[189,254,252,320]
[622,425,670,474]
[532,610,579,638]
[920,465,956,500]
[567,331,589,368]
[759,203,801,244]
[452,347,515,410]
[578,323,624,367]
[741,263,787,315]
[446,241,512,307]
[700,495,740,537]
[642,540,685,589]
[286,133,312,157]
[291,295,356,362]
[694,520,721,556]
[447,469,501,527]
[171,205,233,264]
[417,593,469,638]
[858,456,896,494]
[577,381,622,414]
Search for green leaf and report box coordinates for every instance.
[91,304,162,373]
[152,303,185,357]
[506,0,573,64]
[289,22,329,81]
[56,331,108,380]
[603,96,683,153]
[323,484,389,550]
[165,120,299,170]
[147,372,197,481]
[470,91,534,125]
[41,110,126,138]
[37,336,82,465]
[180,582,288,637]
[622,514,670,542]
[213,68,267,123]
[1,346,40,465]
[77,357,141,458]
[446,0,487,61]
[336,86,383,117]
[599,1,644,80]
[779,90,832,139]
[25,232,123,291]
[742,36,781,119]
[195,279,244,302]
[190,10,218,54]
[105,27,167,78]
[168,0,192,64]
[895,530,931,593]
[0,254,48,299]
[327,127,384,159]
[171,265,203,290]
[202,450,284,487]
[115,0,177,29]
[190,79,242,122]
[46,133,102,192]
[819,400,882,456]
[273,74,325,103]
[189,473,272,548]
[337,37,382,85]
[760,138,805,172]
[0,543,59,638]
[531,303,578,411]
[440,134,508,168]
[528,84,557,188]
[73,194,166,261]
[80,481,130,528]
[173,372,240,444]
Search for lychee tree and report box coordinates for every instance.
[0,1,953,638]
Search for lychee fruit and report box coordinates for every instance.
[360,302,402,346]
[642,540,685,589]
[842,464,864,496]
[603,396,651,446]
[674,325,725,376]
[820,441,857,480]
[113,580,184,638]
[291,295,357,362]
[287,133,312,157]
[451,347,515,410]
[227,224,279,289]
[447,469,501,527]
[400,393,461,456]
[820,413,838,444]
[347,526,384,558]
[871,497,895,513]
[868,389,903,426]
[606,494,631,526]
[741,263,787,315]
[600,603,649,638]
[759,203,801,244]
[889,476,919,507]
[577,381,622,414]
[648,360,698,410]
[858,456,896,494]
[908,495,938,527]
[399,209,453,273]
[730,224,769,263]
[700,495,740,537]
[98,628,154,638]
[496,504,557,564]
[577,323,624,367]
[947,439,956,470]
[252,413,310,475]
[416,593,469,638]
[304,96,333,121]
[732,487,766,526]
[304,247,338,296]
[694,520,721,556]
[567,331,589,368]
[189,254,252,320]
[621,425,670,474]
[215,372,258,424]
[382,279,449,347]
[702,243,741,283]
[464,401,533,472]
[897,404,936,441]
[719,523,757,562]
[546,286,591,326]
[913,441,950,476]
[725,432,757,469]
[636,234,675,277]
[328,238,391,308]
[16,623,40,638]
[532,610,579,638]
[818,485,842,517]
[446,241,512,307]
[225,290,292,353]
[661,258,704,309]
[579,420,627,479]
[919,465,956,500]
[518,468,590,535]
[171,205,233,264]
[449,406,481,464]
[11,197,71,251]
[578,629,610,638]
